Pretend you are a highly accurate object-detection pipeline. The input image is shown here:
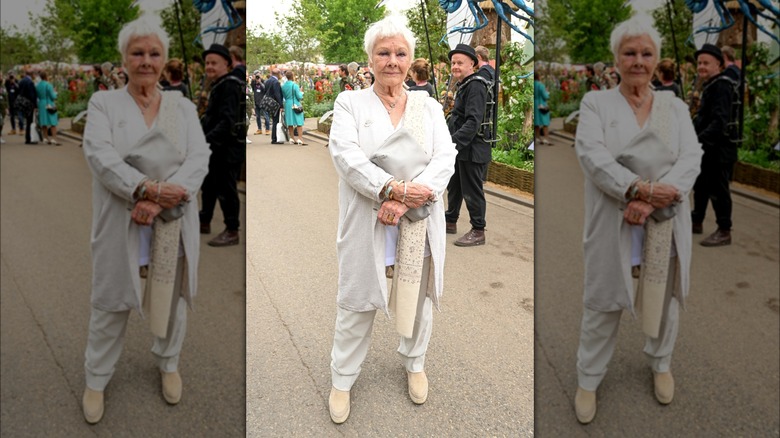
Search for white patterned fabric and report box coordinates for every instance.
[143,92,185,338]
[636,92,675,338]
[389,92,430,338]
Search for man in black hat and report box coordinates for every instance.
[199,43,245,247]
[691,43,738,247]
[444,43,490,247]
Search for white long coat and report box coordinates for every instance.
[328,88,457,313]
[83,89,210,313]
[575,89,702,313]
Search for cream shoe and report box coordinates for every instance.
[329,387,350,424]
[161,370,182,405]
[407,371,428,404]
[574,387,597,424]
[653,371,674,404]
[82,387,104,424]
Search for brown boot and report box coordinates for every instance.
[692,222,703,234]
[700,229,731,247]
[446,222,457,234]
[454,229,485,247]
[208,229,239,247]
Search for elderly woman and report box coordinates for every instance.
[572,15,702,424]
[326,15,456,424]
[281,70,306,145]
[80,15,210,424]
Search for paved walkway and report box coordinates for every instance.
[1,124,247,435]
[244,126,534,436]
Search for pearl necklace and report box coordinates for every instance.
[374,89,403,114]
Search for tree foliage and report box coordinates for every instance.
[404,0,449,63]
[0,27,42,72]
[534,0,568,63]
[30,1,76,76]
[160,0,203,63]
[53,0,139,63]
[547,0,632,63]
[651,0,695,64]
[246,25,288,66]
[317,0,386,64]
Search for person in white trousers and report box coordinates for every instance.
[326,15,457,424]
[572,14,702,424]
[81,15,210,424]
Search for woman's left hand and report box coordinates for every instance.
[131,200,163,226]
[377,200,409,226]
[624,199,654,225]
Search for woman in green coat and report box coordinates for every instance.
[36,71,60,145]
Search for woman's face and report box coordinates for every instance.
[615,35,657,88]
[363,73,373,85]
[123,35,165,88]
[369,35,411,89]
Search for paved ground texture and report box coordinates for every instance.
[245,126,535,437]
[534,128,780,437]
[1,125,246,436]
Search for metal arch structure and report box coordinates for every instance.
[437,0,535,146]
[685,0,780,45]
[439,0,535,45]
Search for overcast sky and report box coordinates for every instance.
[247,0,419,32]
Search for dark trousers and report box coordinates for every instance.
[692,155,734,231]
[24,111,35,143]
[255,105,270,131]
[10,107,25,130]
[445,160,487,230]
[270,109,281,143]
[200,157,241,231]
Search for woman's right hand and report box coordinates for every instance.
[638,181,681,209]
[393,181,434,209]
[145,180,189,209]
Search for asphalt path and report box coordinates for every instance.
[534,132,780,436]
[1,129,246,436]
[245,129,535,436]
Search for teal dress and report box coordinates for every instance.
[534,79,550,127]
[281,81,304,127]
[36,80,59,127]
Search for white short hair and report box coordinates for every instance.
[363,15,416,61]
[117,14,170,63]
[610,14,661,62]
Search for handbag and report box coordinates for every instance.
[46,104,57,114]
[275,121,288,141]
[370,127,432,221]
[538,104,550,114]
[292,103,304,114]
[260,95,280,115]
[123,128,186,222]
[15,95,34,116]
[29,122,41,143]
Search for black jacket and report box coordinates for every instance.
[447,72,491,163]
[251,78,266,103]
[693,72,737,164]
[18,76,37,102]
[265,76,283,106]
[200,73,244,164]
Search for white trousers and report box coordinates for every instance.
[576,258,680,391]
[84,259,187,391]
[330,257,433,391]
